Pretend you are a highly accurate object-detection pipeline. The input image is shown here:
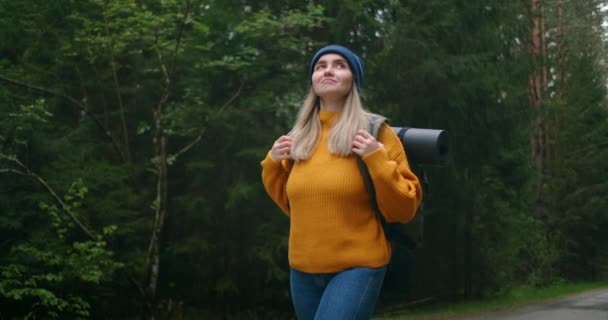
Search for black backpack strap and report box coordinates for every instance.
[286,159,295,211]
[357,157,389,237]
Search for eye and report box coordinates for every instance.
[315,64,325,71]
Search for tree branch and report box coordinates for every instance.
[0,74,84,107]
[168,0,192,78]
[0,154,95,240]
[102,1,132,164]
[171,81,243,162]
[0,168,26,175]
[0,73,127,163]
[172,130,204,161]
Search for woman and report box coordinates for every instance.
[261,44,422,320]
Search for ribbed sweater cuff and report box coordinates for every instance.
[362,147,389,170]
[260,151,290,172]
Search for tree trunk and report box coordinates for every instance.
[463,169,472,298]
[143,134,168,320]
[139,5,191,315]
[529,0,549,214]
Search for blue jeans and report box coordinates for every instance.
[290,266,387,320]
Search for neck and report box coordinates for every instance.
[319,96,346,112]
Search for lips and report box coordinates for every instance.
[320,78,337,84]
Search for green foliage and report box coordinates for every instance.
[0,0,607,318]
[541,7,608,281]
[0,179,123,319]
[9,99,53,128]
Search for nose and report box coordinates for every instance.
[323,66,334,76]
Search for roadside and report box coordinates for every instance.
[374,282,608,320]
[459,287,608,320]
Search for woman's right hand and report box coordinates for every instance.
[270,135,293,162]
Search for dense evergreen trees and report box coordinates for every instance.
[1,0,606,318]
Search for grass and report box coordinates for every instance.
[374,281,608,320]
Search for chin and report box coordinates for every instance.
[315,88,349,98]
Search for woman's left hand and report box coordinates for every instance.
[352,130,383,157]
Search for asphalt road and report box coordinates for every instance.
[463,287,608,320]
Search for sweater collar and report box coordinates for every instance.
[319,110,341,126]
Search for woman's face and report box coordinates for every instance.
[311,53,353,100]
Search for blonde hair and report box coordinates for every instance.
[288,84,372,161]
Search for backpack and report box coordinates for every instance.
[363,115,450,297]
[357,114,427,251]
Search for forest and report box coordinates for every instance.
[1,0,607,319]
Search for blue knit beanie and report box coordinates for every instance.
[309,44,364,92]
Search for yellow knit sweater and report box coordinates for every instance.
[261,111,422,273]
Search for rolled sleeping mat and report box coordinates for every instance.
[391,127,450,166]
